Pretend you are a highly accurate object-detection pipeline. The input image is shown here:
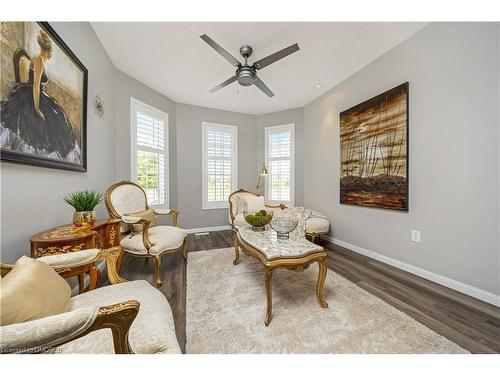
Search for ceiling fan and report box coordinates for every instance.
[200,34,300,98]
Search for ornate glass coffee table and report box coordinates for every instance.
[233,226,328,326]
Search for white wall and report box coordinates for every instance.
[256,107,305,205]
[175,103,258,229]
[1,23,117,263]
[303,23,500,297]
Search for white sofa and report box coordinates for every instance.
[228,189,330,242]
[0,247,181,354]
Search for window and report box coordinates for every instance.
[130,98,168,207]
[265,124,295,206]
[202,122,238,209]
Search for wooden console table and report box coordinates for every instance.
[29,219,122,294]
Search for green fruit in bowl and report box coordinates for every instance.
[244,210,272,227]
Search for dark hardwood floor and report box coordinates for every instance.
[111,230,500,354]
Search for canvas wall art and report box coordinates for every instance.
[340,82,408,211]
[0,22,87,171]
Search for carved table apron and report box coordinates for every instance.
[29,219,122,294]
[233,227,328,326]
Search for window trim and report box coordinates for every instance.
[264,123,295,207]
[202,122,238,210]
[130,97,169,208]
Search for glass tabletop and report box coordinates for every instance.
[236,226,324,260]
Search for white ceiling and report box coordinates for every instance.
[91,22,427,115]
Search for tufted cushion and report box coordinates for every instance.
[306,217,330,234]
[0,257,71,326]
[120,226,187,255]
[59,280,181,354]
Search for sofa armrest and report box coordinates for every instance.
[121,216,154,251]
[0,300,140,354]
[152,208,171,215]
[0,306,100,353]
[37,249,100,269]
[153,209,179,227]
[1,247,127,286]
[264,203,287,212]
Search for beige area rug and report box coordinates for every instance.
[186,248,468,354]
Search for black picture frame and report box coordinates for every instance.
[0,21,88,172]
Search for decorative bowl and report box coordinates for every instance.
[269,218,298,239]
[243,210,273,232]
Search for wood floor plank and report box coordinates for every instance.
[105,230,500,354]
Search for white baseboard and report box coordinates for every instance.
[323,235,500,307]
[186,225,231,234]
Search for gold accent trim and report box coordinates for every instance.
[228,188,287,227]
[233,227,328,325]
[0,263,13,278]
[59,300,140,354]
[104,180,187,287]
[95,246,127,285]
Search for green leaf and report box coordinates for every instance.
[62,190,103,212]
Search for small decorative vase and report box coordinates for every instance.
[73,211,96,226]
[270,218,298,240]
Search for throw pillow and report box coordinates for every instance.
[127,208,157,233]
[245,195,266,213]
[0,256,71,326]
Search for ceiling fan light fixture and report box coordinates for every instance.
[200,34,299,98]
[237,66,256,86]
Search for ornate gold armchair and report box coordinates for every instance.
[0,247,180,354]
[104,180,187,287]
[228,189,330,243]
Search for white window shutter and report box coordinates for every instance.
[202,122,238,209]
[265,124,295,206]
[131,98,169,208]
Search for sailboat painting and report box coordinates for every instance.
[340,82,409,211]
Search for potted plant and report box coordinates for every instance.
[63,190,103,226]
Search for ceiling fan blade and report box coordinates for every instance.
[253,43,300,70]
[200,34,241,68]
[209,75,238,93]
[253,77,274,98]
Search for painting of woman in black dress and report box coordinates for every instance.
[0,22,87,171]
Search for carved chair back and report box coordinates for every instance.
[105,181,148,233]
[227,189,265,226]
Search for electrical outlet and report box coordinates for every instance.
[411,230,421,243]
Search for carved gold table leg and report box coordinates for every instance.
[264,268,274,326]
[89,263,99,290]
[316,259,328,308]
[233,232,240,265]
[78,273,85,294]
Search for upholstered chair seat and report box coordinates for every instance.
[59,280,181,354]
[105,181,188,287]
[121,226,188,255]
